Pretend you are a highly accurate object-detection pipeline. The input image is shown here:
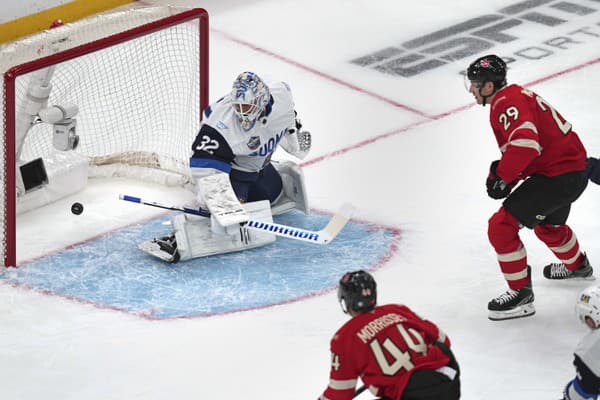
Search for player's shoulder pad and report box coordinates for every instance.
[332,313,365,342]
[269,81,294,102]
[491,84,530,114]
[196,123,228,144]
[203,96,226,119]
[202,97,238,132]
[192,124,234,161]
[267,81,296,122]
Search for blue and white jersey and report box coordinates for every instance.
[575,328,600,379]
[190,80,296,175]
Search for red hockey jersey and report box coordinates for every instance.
[319,304,451,400]
[489,84,586,184]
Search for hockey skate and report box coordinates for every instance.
[138,234,181,263]
[488,267,535,321]
[543,254,594,280]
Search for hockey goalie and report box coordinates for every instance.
[139,71,312,262]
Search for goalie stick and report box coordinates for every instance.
[119,194,353,245]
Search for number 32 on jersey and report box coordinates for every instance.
[195,135,220,154]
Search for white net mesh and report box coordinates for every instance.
[0,6,207,266]
[18,21,200,177]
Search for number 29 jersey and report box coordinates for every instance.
[489,84,586,184]
[320,304,451,400]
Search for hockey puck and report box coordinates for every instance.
[71,202,84,215]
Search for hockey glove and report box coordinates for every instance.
[586,157,600,185]
[486,160,513,199]
[282,116,311,159]
[292,116,311,154]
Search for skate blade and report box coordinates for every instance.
[488,303,535,321]
[138,239,176,263]
[547,275,596,281]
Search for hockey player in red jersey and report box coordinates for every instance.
[466,54,594,321]
[318,270,460,400]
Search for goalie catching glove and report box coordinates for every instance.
[486,160,515,199]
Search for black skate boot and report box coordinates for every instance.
[488,266,535,321]
[543,254,594,280]
[153,234,180,263]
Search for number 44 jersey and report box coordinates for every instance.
[320,304,451,400]
[489,84,587,184]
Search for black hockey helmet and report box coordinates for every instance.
[466,54,507,89]
[338,270,377,314]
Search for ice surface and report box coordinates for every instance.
[1,0,600,399]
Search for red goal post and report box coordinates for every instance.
[1,6,209,267]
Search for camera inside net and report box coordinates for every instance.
[37,104,80,151]
[53,119,79,151]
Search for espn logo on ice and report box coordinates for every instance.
[351,0,600,77]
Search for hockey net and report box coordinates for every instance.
[0,6,209,267]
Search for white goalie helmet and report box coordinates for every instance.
[575,285,600,329]
[230,72,270,130]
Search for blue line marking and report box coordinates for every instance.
[1,211,398,318]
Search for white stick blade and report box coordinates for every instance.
[319,203,355,243]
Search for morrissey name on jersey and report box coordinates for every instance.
[356,313,405,343]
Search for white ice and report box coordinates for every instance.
[1,0,600,399]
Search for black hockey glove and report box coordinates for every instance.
[486,160,512,199]
[586,157,600,185]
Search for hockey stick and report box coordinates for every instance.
[119,194,210,217]
[119,194,352,245]
[353,385,367,398]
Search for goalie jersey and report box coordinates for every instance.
[572,328,600,397]
[191,80,297,175]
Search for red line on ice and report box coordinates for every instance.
[212,29,433,119]
[218,29,600,167]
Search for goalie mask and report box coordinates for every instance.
[575,285,600,330]
[338,270,377,314]
[231,72,270,131]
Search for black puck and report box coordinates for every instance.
[71,202,84,215]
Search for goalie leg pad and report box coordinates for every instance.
[271,161,309,215]
[172,200,276,260]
